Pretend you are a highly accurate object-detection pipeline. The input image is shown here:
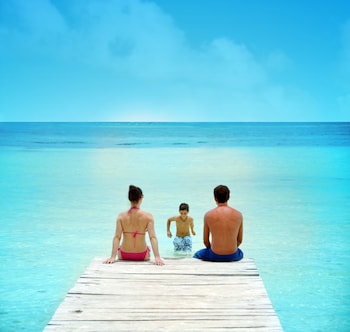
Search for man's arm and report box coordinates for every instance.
[203,214,210,248]
[237,215,243,247]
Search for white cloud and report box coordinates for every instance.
[0,0,67,54]
[266,50,293,72]
[0,0,268,79]
[0,0,332,121]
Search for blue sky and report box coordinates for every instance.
[1,0,350,122]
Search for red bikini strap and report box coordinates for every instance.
[128,206,139,214]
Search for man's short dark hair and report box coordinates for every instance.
[214,185,230,203]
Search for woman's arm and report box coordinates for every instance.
[103,215,123,264]
[148,217,164,265]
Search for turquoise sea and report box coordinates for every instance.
[0,122,349,332]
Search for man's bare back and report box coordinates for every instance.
[204,204,243,255]
[194,185,244,262]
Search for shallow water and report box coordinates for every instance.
[0,122,349,331]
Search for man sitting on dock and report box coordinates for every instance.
[193,185,243,262]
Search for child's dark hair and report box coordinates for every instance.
[214,185,230,203]
[179,203,189,211]
[128,185,143,202]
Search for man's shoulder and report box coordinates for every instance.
[205,206,241,217]
[204,208,217,219]
[231,207,242,216]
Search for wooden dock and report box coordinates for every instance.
[44,257,283,331]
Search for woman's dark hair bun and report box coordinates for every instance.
[128,185,143,202]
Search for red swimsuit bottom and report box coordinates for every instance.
[118,246,150,261]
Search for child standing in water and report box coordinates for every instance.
[167,203,196,253]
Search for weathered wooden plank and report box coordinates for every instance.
[45,321,283,332]
[46,319,283,331]
[51,310,280,321]
[45,257,283,331]
[69,280,266,295]
[54,296,275,310]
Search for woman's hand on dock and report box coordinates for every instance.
[154,257,165,265]
[103,257,116,264]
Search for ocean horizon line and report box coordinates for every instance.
[1,120,349,124]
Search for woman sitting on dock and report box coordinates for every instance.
[104,185,164,265]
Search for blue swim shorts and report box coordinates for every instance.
[173,236,192,251]
[193,247,243,262]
